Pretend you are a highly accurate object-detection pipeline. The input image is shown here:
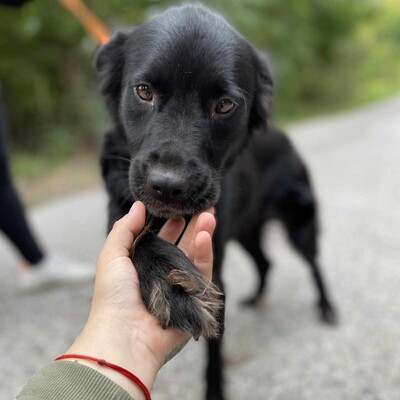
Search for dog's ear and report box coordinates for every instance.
[249,51,274,130]
[94,30,130,120]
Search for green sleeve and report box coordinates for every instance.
[16,361,135,400]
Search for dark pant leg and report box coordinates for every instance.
[0,88,44,265]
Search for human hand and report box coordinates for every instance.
[66,201,216,398]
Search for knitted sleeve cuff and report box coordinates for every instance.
[16,361,134,400]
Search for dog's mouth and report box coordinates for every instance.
[145,202,196,219]
[136,192,217,219]
[131,175,219,219]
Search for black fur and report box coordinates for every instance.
[96,5,336,400]
[132,230,223,340]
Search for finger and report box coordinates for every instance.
[193,230,213,280]
[158,217,186,244]
[186,212,216,261]
[177,214,200,255]
[177,208,214,255]
[99,201,146,260]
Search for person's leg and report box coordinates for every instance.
[0,185,45,265]
[0,86,93,291]
[0,87,45,265]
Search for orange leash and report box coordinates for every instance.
[58,0,110,45]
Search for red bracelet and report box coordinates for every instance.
[55,354,151,400]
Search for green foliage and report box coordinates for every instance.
[0,0,399,155]
[0,1,97,152]
[204,0,387,118]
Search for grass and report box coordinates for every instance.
[11,151,102,205]
[11,153,61,180]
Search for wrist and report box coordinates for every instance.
[66,320,160,397]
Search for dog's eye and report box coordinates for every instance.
[214,99,235,115]
[135,84,153,102]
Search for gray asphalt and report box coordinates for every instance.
[1,95,400,399]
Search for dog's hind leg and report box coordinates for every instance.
[238,225,271,307]
[307,258,337,325]
[286,221,338,325]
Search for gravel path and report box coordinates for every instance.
[1,95,400,399]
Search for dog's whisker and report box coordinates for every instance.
[103,154,132,164]
[120,191,134,207]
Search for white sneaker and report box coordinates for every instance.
[18,254,94,292]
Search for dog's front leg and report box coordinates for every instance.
[132,231,224,340]
[205,231,226,400]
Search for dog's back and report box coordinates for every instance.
[219,126,317,240]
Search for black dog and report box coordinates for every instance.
[96,5,336,400]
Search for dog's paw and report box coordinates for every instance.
[240,295,267,309]
[318,301,339,326]
[132,232,224,339]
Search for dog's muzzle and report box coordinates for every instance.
[130,154,219,218]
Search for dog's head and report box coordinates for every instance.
[96,5,273,218]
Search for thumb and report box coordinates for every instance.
[98,201,146,263]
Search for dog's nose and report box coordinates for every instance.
[148,170,187,204]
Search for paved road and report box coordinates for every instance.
[1,95,400,399]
